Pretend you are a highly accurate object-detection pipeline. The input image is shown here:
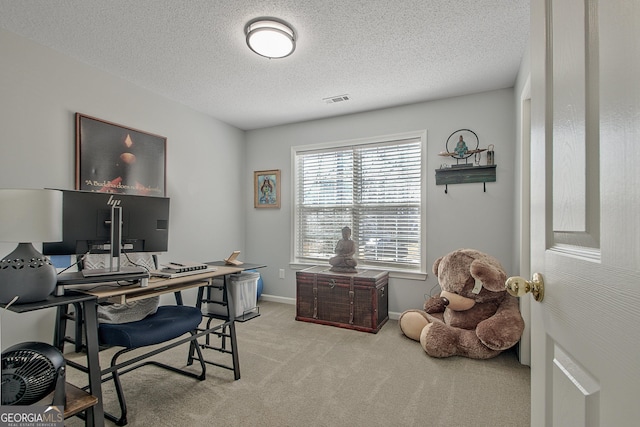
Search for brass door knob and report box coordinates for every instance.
[505,273,544,302]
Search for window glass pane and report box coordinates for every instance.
[294,136,423,271]
[299,150,353,205]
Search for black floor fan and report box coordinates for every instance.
[2,341,66,407]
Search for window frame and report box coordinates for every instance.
[290,130,428,280]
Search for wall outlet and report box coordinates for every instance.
[279,269,285,279]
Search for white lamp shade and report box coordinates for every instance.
[246,19,296,59]
[0,189,62,243]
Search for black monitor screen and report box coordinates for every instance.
[43,190,169,255]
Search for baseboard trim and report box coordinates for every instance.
[260,294,295,305]
[259,294,401,320]
[389,311,401,321]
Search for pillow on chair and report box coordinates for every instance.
[98,296,159,324]
[84,253,160,324]
[82,252,158,271]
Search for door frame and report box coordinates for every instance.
[516,75,532,366]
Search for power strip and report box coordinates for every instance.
[162,262,208,274]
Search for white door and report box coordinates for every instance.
[530,0,640,425]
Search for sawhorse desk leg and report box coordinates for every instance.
[82,299,105,427]
[191,275,241,380]
[223,275,240,380]
[227,320,240,380]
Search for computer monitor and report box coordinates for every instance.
[43,189,169,276]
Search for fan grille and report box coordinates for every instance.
[2,348,57,405]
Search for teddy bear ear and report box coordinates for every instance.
[432,256,444,276]
[469,258,507,292]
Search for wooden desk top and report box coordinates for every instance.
[78,265,243,304]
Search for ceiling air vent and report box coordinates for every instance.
[323,94,350,104]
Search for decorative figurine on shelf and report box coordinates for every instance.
[329,226,358,273]
[439,129,485,166]
[486,144,495,165]
[454,135,468,158]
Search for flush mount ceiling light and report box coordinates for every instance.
[245,17,296,59]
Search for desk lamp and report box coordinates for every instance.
[0,189,62,304]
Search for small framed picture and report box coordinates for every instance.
[254,169,281,209]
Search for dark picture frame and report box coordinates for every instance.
[75,113,167,196]
[254,169,281,208]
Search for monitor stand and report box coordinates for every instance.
[82,265,147,278]
[82,204,148,279]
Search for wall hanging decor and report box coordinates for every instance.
[254,169,281,208]
[75,113,167,196]
[435,129,496,193]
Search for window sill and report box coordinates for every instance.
[289,262,427,281]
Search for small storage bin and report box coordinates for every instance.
[228,272,260,318]
[203,272,261,321]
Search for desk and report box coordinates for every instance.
[1,293,104,427]
[60,266,244,420]
[82,265,243,304]
[205,261,266,270]
[3,264,253,425]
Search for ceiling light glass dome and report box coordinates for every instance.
[245,18,296,59]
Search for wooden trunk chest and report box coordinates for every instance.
[296,266,389,333]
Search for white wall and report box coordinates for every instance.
[245,89,517,315]
[0,29,246,348]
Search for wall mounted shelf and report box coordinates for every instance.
[435,164,496,193]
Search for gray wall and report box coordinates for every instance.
[0,29,246,347]
[0,27,518,347]
[245,89,516,316]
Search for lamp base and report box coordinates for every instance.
[0,243,57,304]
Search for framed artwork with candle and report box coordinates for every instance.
[75,113,167,197]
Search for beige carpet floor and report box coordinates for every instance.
[65,300,530,426]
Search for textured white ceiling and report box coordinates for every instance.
[0,0,529,130]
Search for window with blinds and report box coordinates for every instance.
[293,133,425,272]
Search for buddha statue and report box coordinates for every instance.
[329,226,358,273]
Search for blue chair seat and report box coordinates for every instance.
[96,304,206,425]
[98,305,202,348]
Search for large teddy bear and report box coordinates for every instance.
[399,249,524,359]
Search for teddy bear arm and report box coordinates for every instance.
[422,322,501,359]
[475,303,525,351]
[423,295,446,314]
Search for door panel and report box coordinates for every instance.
[552,345,600,427]
[552,0,587,233]
[530,0,640,425]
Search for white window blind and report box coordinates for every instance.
[294,135,423,271]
